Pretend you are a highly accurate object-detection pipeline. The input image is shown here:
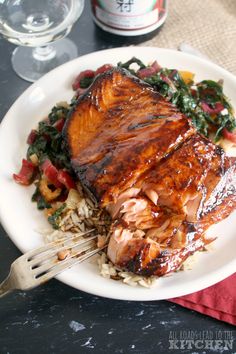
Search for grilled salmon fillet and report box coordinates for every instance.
[106,135,236,276]
[64,68,195,207]
[64,68,236,277]
[138,134,219,222]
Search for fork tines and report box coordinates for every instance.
[25,229,105,283]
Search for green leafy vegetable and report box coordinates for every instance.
[125,63,235,141]
[48,106,68,125]
[79,76,94,88]
[48,203,66,229]
[118,57,146,74]
[31,186,51,210]
[25,104,76,208]
[26,105,73,172]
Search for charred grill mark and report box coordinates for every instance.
[123,243,150,274]
[127,115,171,131]
[125,238,205,277]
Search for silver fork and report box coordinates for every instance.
[0,229,106,297]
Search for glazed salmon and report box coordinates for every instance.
[65,68,236,277]
[64,68,195,207]
[139,134,218,222]
[107,135,236,276]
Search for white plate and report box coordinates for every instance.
[0,47,236,301]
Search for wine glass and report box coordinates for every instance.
[0,0,84,82]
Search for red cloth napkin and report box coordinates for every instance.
[169,273,236,326]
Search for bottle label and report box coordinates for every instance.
[93,0,167,31]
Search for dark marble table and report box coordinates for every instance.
[0,2,235,353]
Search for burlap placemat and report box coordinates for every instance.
[142,0,236,75]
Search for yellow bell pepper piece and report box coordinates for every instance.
[179,71,195,85]
[39,178,62,202]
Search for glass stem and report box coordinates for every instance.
[32,44,56,61]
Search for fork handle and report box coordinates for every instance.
[0,275,13,298]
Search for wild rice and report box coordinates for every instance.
[42,185,161,288]
[43,184,197,288]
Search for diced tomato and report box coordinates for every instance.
[57,191,68,202]
[160,74,172,85]
[57,170,76,190]
[72,70,95,90]
[13,159,36,186]
[95,64,113,75]
[222,128,236,143]
[168,69,178,79]
[138,67,156,79]
[137,61,161,79]
[191,89,197,97]
[41,159,63,188]
[151,60,161,72]
[53,118,65,132]
[27,129,38,145]
[41,160,76,190]
[201,101,224,115]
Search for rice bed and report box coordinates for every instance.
[43,184,197,288]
